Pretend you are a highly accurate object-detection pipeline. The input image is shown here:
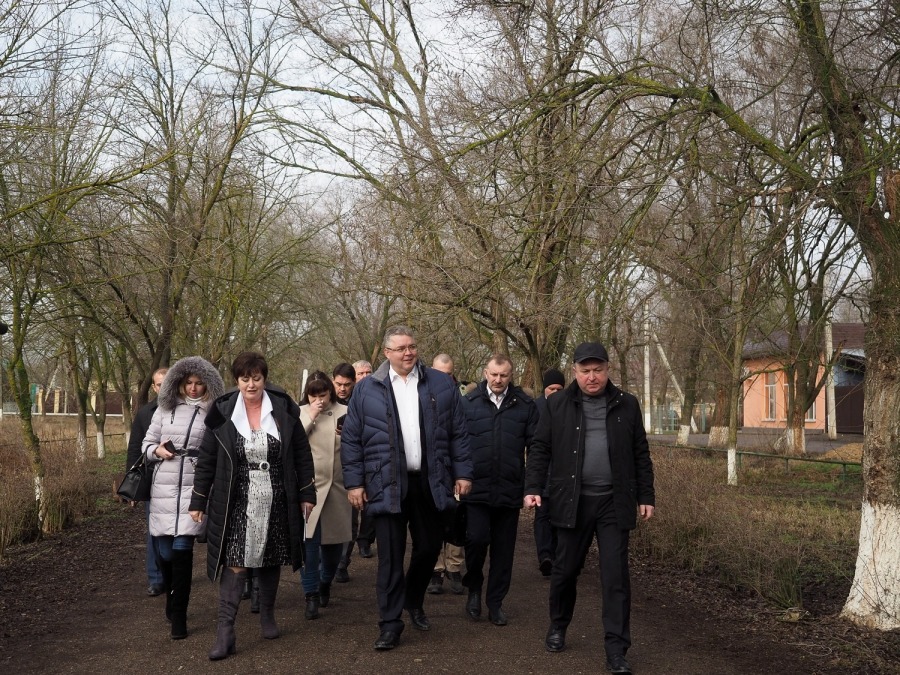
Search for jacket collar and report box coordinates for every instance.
[562,378,621,404]
[205,385,294,430]
[372,359,426,385]
[470,380,532,405]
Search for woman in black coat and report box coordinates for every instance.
[189,352,315,661]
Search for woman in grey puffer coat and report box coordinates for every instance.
[142,356,225,639]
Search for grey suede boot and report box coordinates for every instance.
[250,572,260,613]
[208,568,245,660]
[256,566,281,639]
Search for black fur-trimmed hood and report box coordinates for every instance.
[157,356,226,411]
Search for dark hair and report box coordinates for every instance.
[332,362,356,381]
[301,370,336,404]
[231,351,268,381]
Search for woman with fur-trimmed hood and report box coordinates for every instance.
[142,356,225,640]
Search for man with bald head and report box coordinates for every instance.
[426,353,466,596]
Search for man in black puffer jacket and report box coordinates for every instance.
[460,354,538,627]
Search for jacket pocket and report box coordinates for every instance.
[548,478,567,503]
[364,460,384,501]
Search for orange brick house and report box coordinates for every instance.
[742,323,865,433]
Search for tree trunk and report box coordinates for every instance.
[677,342,703,445]
[841,270,900,629]
[708,384,730,449]
[6,303,46,533]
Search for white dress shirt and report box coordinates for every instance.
[390,366,422,472]
[488,387,508,409]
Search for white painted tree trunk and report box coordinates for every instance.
[96,431,106,459]
[841,502,900,629]
[727,446,737,486]
[708,425,729,448]
[676,424,690,446]
[34,474,46,531]
[777,426,806,455]
[76,429,87,462]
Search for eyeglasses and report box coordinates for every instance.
[384,344,418,354]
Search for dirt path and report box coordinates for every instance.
[0,505,876,674]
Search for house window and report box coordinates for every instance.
[805,402,816,422]
[766,373,778,420]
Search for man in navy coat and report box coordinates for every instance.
[341,326,473,651]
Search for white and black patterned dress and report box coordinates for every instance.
[224,430,291,568]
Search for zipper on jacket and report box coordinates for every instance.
[174,404,201,538]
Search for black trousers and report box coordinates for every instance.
[358,508,376,544]
[373,474,444,633]
[549,493,631,657]
[341,506,377,567]
[533,498,558,564]
[463,503,519,611]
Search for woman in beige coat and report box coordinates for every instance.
[298,371,352,619]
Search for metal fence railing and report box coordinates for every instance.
[652,442,862,480]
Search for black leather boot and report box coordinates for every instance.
[319,582,331,608]
[209,568,244,660]
[160,559,173,622]
[256,566,281,638]
[169,549,193,639]
[305,593,321,620]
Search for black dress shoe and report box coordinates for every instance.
[545,626,566,652]
[465,591,481,619]
[409,608,431,631]
[374,630,400,650]
[334,566,350,583]
[539,558,553,577]
[488,607,508,626]
[358,542,373,558]
[426,572,444,594]
[147,584,165,597]
[606,653,632,673]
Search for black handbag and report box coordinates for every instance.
[117,455,152,502]
[443,501,467,546]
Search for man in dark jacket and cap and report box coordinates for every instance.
[341,326,474,651]
[525,342,655,675]
[460,354,538,626]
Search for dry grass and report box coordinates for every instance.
[634,447,860,610]
[0,416,126,560]
[821,443,864,463]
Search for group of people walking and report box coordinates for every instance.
[127,326,655,674]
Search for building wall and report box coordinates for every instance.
[742,357,826,430]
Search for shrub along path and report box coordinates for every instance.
[0,501,889,674]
